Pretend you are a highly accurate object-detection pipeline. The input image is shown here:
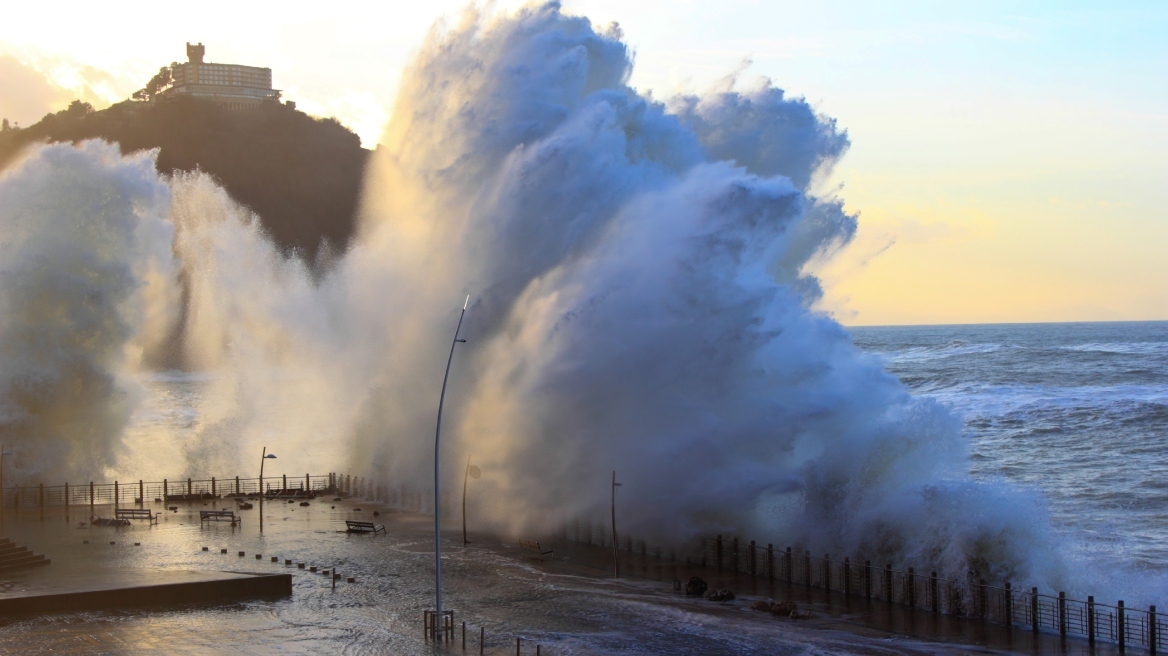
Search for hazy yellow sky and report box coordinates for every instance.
[2,1,1165,326]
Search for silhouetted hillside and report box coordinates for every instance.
[0,97,368,259]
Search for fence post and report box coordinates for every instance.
[64,482,68,509]
[114,481,118,509]
[885,564,893,602]
[139,480,144,505]
[981,580,989,621]
[1150,605,1157,654]
[843,558,851,597]
[908,568,916,608]
[864,560,872,599]
[1004,582,1012,625]
[164,479,168,500]
[1086,595,1095,644]
[1031,588,1040,634]
[89,481,94,510]
[1057,591,1066,636]
[823,554,831,590]
[39,483,44,508]
[212,477,216,496]
[283,474,287,491]
[715,535,723,571]
[766,543,774,580]
[931,572,939,614]
[1118,600,1125,651]
[236,476,240,494]
[731,537,739,572]
[804,551,811,589]
[784,547,792,582]
[750,540,757,578]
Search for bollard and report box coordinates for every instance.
[285,559,292,565]
[187,478,192,496]
[1031,588,1039,634]
[239,551,245,557]
[480,626,485,655]
[271,556,278,562]
[283,474,287,492]
[298,563,305,569]
[221,548,227,554]
[516,637,521,655]
[1087,595,1095,644]
[256,554,262,560]
[462,621,466,650]
[203,547,209,551]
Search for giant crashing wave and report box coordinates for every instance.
[0,2,1063,590]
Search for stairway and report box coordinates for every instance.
[0,537,50,572]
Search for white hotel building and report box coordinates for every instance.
[161,43,283,110]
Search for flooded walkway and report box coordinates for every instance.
[0,499,1114,655]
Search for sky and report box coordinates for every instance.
[1,0,1165,326]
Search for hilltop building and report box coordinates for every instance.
[161,43,282,110]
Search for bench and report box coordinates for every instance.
[518,539,554,555]
[115,508,158,524]
[345,520,384,534]
[199,510,240,526]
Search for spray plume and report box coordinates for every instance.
[0,3,1065,589]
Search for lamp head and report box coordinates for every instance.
[265,454,277,459]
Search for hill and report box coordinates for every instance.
[0,97,369,259]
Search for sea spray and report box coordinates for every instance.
[0,140,176,482]
[344,3,1062,587]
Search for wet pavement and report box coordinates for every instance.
[0,498,1121,655]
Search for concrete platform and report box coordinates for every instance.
[0,570,291,615]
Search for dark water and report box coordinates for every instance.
[850,321,1168,583]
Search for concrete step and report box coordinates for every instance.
[0,548,33,564]
[0,554,49,572]
[0,543,28,555]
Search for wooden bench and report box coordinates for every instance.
[518,539,554,555]
[115,508,158,524]
[345,520,384,534]
[199,510,240,526]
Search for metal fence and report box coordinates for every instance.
[0,473,349,509]
[702,535,1163,653]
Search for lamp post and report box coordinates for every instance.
[259,448,276,533]
[434,296,470,621]
[612,470,622,578]
[462,457,480,545]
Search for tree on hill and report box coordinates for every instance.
[132,65,175,101]
[0,96,369,260]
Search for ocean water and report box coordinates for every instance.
[849,321,1168,576]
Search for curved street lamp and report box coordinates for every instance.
[434,296,470,622]
[259,448,277,533]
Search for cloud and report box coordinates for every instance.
[0,54,68,126]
